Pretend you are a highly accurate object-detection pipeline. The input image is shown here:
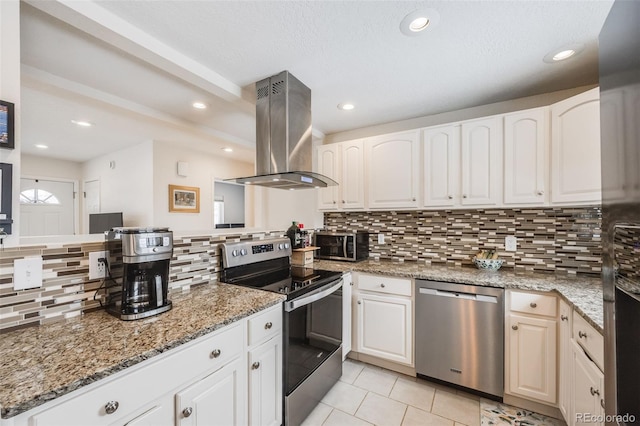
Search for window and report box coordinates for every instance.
[20,188,61,205]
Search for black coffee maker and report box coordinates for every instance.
[105,227,173,320]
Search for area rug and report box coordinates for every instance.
[480,399,565,426]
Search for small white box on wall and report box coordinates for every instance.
[177,161,189,177]
[14,256,43,290]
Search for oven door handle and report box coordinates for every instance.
[284,279,344,312]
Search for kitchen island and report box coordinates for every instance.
[0,282,284,421]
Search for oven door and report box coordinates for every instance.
[283,278,343,395]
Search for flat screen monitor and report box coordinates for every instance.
[89,212,123,234]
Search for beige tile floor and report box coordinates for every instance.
[300,359,497,426]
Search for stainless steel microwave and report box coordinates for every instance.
[314,232,370,262]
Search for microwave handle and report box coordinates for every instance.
[284,279,343,312]
[343,237,348,258]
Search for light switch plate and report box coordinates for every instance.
[505,236,518,252]
[14,256,43,290]
[378,233,385,244]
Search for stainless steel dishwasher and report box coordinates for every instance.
[415,280,504,399]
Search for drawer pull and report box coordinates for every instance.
[512,325,518,330]
[448,195,453,199]
[211,349,222,358]
[252,361,261,370]
[265,322,273,330]
[561,315,568,321]
[105,401,119,415]
[357,300,362,305]
[183,407,193,418]
[380,283,386,288]
[590,387,600,396]
[537,191,544,196]
[578,331,587,339]
[530,302,537,308]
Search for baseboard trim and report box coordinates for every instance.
[348,351,416,377]
[503,393,564,421]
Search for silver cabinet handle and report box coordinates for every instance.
[462,194,467,198]
[537,191,544,196]
[357,300,362,305]
[105,401,119,415]
[412,198,416,201]
[530,302,537,308]
[332,200,336,204]
[342,200,346,203]
[512,325,518,330]
[578,331,587,339]
[183,407,193,418]
[380,283,386,288]
[561,315,568,321]
[211,349,221,358]
[264,322,273,330]
[252,361,260,370]
[448,195,453,199]
[590,387,600,396]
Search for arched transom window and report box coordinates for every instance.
[20,188,61,205]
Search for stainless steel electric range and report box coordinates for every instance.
[220,238,343,426]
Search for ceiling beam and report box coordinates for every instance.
[24,0,244,103]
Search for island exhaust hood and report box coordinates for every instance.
[226,71,337,189]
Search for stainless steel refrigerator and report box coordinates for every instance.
[599,0,640,422]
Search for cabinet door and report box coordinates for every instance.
[366,130,420,209]
[558,301,573,423]
[356,293,412,365]
[341,140,365,209]
[460,117,502,206]
[422,125,460,207]
[572,340,604,426]
[508,314,557,404]
[317,144,341,210]
[550,88,602,204]
[248,337,282,426]
[342,272,353,360]
[175,358,246,426]
[503,108,548,205]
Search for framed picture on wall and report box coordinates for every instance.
[169,184,200,213]
[0,100,15,150]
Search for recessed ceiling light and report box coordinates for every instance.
[400,9,440,37]
[272,178,280,182]
[289,188,295,191]
[544,44,585,63]
[222,147,233,153]
[338,103,355,111]
[192,102,207,110]
[71,120,93,127]
[35,144,48,149]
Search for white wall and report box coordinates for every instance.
[82,140,154,227]
[22,154,82,181]
[0,0,21,246]
[152,140,254,232]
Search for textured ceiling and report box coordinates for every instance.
[19,0,613,162]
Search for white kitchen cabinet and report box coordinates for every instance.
[317,140,365,210]
[558,299,573,423]
[120,401,173,426]
[175,358,246,426]
[422,124,460,207]
[571,339,604,425]
[503,108,548,205]
[550,88,602,204]
[248,337,281,426]
[355,274,412,366]
[342,272,352,360]
[366,130,420,209]
[460,117,502,206]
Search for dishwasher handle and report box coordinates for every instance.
[418,287,498,303]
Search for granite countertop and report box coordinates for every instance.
[0,283,285,420]
[314,259,604,333]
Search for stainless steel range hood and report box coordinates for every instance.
[226,71,337,189]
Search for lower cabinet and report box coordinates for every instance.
[18,304,282,426]
[571,340,604,425]
[354,273,412,366]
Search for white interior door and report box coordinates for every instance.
[20,178,75,236]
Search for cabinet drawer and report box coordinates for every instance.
[573,311,604,371]
[509,291,556,317]
[248,305,282,347]
[357,274,411,296]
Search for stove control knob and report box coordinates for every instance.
[284,243,290,249]
[240,249,248,256]
[278,243,284,250]
[231,249,239,257]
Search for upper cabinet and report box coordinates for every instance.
[316,144,341,210]
[460,117,502,206]
[365,130,420,209]
[550,87,602,204]
[317,140,365,211]
[503,108,548,205]
[422,125,460,207]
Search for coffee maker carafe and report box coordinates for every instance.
[105,227,173,320]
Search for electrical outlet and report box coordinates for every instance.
[378,233,385,244]
[89,251,109,280]
[505,236,518,252]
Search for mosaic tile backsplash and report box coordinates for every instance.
[323,206,602,275]
[0,231,282,331]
